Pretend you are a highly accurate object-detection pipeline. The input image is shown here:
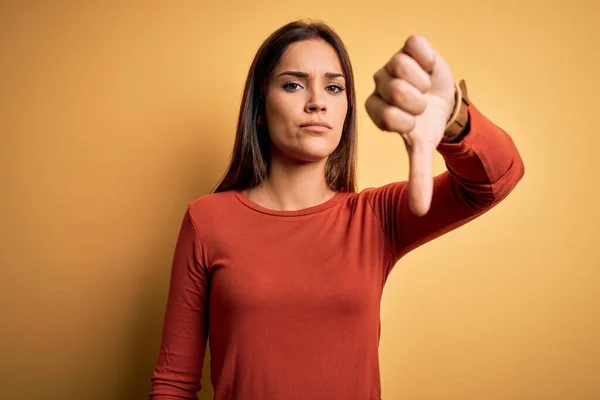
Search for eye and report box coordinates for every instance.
[283,82,303,92]
[327,84,345,94]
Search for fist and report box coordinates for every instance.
[365,35,457,216]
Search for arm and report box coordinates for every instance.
[366,99,524,266]
[149,209,209,400]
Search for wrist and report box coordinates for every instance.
[443,79,471,142]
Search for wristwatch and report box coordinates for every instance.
[444,79,471,139]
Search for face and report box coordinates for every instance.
[263,39,348,164]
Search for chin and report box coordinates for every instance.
[273,139,339,163]
[295,143,339,162]
[298,153,333,163]
[279,148,332,164]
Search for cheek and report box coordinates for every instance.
[264,102,295,151]
[265,98,298,136]
[340,101,348,121]
[336,99,349,128]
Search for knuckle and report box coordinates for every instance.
[407,34,423,46]
[380,106,400,131]
[422,75,433,91]
[364,95,375,116]
[389,79,408,104]
[390,53,409,77]
[373,69,383,85]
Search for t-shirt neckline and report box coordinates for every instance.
[232,189,347,217]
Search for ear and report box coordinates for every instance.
[258,114,264,125]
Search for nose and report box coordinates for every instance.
[304,89,327,113]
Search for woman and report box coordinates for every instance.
[149,20,524,400]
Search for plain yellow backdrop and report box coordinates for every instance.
[1,1,598,399]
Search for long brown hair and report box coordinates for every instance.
[212,20,357,193]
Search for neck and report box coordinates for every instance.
[245,153,337,211]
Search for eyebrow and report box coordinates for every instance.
[276,71,345,79]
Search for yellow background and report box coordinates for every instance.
[1,1,598,399]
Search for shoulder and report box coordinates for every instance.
[354,181,408,204]
[186,190,238,220]
[177,190,239,245]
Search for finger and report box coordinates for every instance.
[384,52,432,93]
[401,35,436,75]
[407,142,435,216]
[365,92,416,133]
[373,69,427,115]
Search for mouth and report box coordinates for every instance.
[299,121,332,133]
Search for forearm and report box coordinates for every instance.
[149,210,209,400]
[436,102,525,207]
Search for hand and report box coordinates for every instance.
[365,35,456,216]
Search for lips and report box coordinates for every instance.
[300,121,332,130]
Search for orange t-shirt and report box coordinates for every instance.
[149,103,525,400]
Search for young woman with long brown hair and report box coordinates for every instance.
[149,20,524,400]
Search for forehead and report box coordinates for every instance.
[275,39,343,74]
